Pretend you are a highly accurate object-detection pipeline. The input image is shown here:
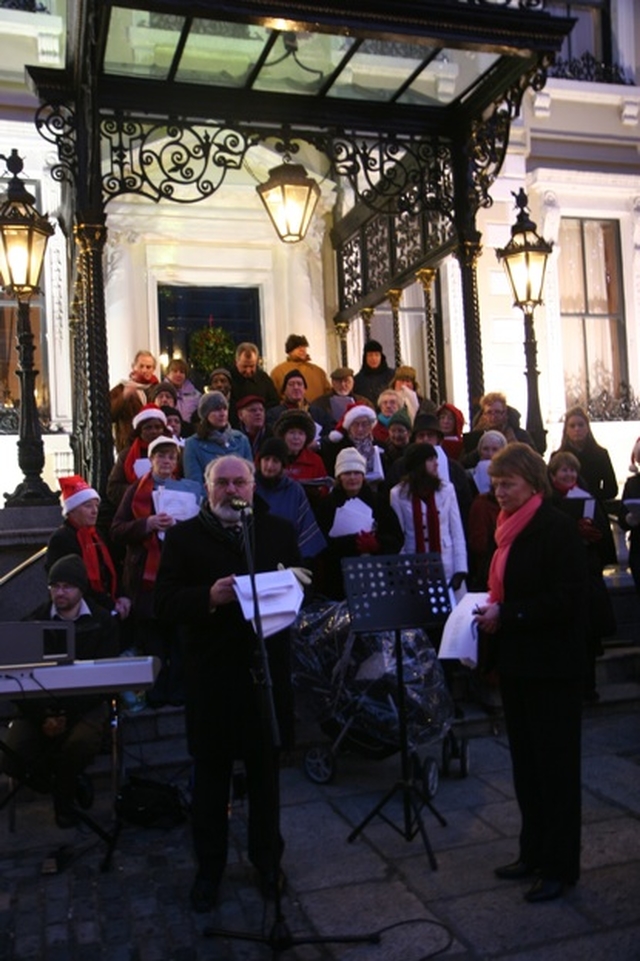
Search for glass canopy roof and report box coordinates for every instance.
[103,7,500,108]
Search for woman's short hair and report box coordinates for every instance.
[167,357,188,374]
[376,388,402,408]
[548,450,581,475]
[488,442,551,496]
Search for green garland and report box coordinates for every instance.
[189,326,236,375]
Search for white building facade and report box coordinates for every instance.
[0,0,638,495]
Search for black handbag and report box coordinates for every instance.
[115,775,187,829]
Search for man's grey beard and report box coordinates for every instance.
[211,502,242,526]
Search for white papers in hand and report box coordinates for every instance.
[438,591,488,668]
[328,497,374,537]
[152,487,200,522]
[233,569,304,638]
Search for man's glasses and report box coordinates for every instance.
[213,477,252,489]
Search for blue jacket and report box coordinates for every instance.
[183,430,252,484]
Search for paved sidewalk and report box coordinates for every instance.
[0,710,638,961]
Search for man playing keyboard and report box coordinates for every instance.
[0,555,119,828]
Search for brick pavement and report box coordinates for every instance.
[0,710,638,961]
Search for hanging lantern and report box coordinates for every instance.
[256,163,321,243]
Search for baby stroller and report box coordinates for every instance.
[292,599,455,799]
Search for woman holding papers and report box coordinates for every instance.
[316,447,402,599]
[473,443,588,903]
[111,435,202,705]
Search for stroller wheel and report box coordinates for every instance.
[421,757,439,799]
[303,746,336,784]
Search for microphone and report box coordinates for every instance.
[230,497,252,513]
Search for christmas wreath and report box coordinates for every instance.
[189,326,236,376]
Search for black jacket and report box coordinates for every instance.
[154,499,301,756]
[489,502,588,680]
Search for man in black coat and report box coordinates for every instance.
[1,555,119,828]
[154,454,303,912]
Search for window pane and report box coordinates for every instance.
[559,215,626,413]
[0,297,50,431]
[558,219,585,314]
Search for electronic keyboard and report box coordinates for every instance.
[0,656,160,699]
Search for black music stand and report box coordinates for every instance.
[341,553,451,870]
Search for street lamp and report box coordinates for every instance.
[496,188,553,454]
[0,148,58,507]
[256,161,321,243]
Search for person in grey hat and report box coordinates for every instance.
[270,335,331,402]
[183,391,252,485]
[0,556,119,829]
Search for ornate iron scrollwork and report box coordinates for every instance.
[327,134,455,217]
[550,51,633,86]
[101,117,260,204]
[35,102,77,187]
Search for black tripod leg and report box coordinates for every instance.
[347,780,404,843]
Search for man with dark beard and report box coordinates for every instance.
[154,455,303,912]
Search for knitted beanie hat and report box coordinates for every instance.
[48,554,89,592]
[283,368,308,390]
[258,437,289,464]
[335,447,367,476]
[198,390,229,419]
[388,408,412,431]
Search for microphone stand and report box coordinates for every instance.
[204,503,380,957]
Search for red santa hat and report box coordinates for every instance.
[132,403,167,430]
[329,403,376,443]
[59,475,100,517]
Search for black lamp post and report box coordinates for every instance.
[256,161,321,243]
[496,188,553,455]
[0,148,58,507]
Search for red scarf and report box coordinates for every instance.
[123,437,149,483]
[70,522,118,601]
[131,473,162,589]
[487,492,543,603]
[411,491,441,554]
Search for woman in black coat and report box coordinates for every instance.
[552,406,618,501]
[474,444,588,903]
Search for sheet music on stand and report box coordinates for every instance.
[341,553,451,632]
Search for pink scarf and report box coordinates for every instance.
[487,493,543,603]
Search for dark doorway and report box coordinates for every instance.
[158,285,261,388]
